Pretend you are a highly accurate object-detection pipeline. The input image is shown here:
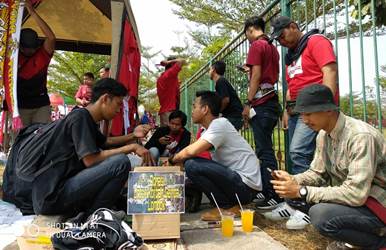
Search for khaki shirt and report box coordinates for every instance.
[294,112,386,207]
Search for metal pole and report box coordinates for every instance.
[344,0,354,116]
[281,0,291,171]
[358,0,367,122]
[371,0,382,131]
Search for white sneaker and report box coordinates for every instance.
[286,210,311,230]
[262,202,295,221]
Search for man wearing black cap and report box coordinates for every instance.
[271,84,386,250]
[271,15,338,174]
[18,0,55,127]
[263,16,338,229]
[241,16,283,210]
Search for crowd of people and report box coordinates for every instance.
[1,1,385,249]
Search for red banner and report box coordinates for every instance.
[111,16,141,136]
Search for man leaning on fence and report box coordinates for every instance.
[242,16,283,211]
[271,84,386,250]
[264,16,339,229]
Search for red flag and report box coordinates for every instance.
[111,16,141,136]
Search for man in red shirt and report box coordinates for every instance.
[156,57,186,126]
[263,16,338,230]
[17,0,55,127]
[242,16,283,210]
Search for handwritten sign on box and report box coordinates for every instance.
[128,172,185,214]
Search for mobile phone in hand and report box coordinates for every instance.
[267,167,278,179]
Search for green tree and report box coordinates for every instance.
[350,0,386,27]
[138,75,159,114]
[48,51,109,104]
[138,46,163,114]
[169,0,268,33]
[380,65,386,89]
[141,45,161,77]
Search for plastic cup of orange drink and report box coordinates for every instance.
[221,212,234,237]
[241,209,254,233]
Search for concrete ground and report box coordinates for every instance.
[2,194,286,250]
[179,207,287,250]
[4,207,287,250]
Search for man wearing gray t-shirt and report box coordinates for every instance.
[169,91,262,221]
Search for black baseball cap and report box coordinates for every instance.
[293,84,338,113]
[20,28,40,49]
[270,16,293,39]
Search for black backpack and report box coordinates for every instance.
[2,120,65,214]
[2,123,46,214]
[51,208,143,250]
[16,120,73,182]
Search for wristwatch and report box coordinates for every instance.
[299,186,308,200]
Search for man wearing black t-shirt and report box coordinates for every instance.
[31,78,154,218]
[209,61,243,130]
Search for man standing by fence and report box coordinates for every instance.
[210,60,243,131]
[242,16,283,210]
[263,16,338,230]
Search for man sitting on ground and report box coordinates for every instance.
[145,110,191,164]
[169,91,262,221]
[20,78,154,220]
[271,84,386,250]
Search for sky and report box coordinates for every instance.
[130,0,192,64]
[130,0,386,95]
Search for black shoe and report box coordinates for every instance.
[256,197,283,210]
[253,192,265,202]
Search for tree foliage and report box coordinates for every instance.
[380,65,386,89]
[169,0,266,33]
[350,0,386,27]
[48,51,109,104]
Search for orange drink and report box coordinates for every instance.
[221,213,234,237]
[241,209,254,233]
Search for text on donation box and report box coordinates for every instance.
[128,172,185,214]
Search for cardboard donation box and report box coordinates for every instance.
[128,166,184,240]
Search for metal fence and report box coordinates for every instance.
[180,0,385,169]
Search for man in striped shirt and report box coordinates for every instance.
[271,84,386,250]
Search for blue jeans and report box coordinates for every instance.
[55,154,130,215]
[149,147,161,164]
[185,157,257,208]
[288,114,317,174]
[310,203,386,249]
[249,99,280,199]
